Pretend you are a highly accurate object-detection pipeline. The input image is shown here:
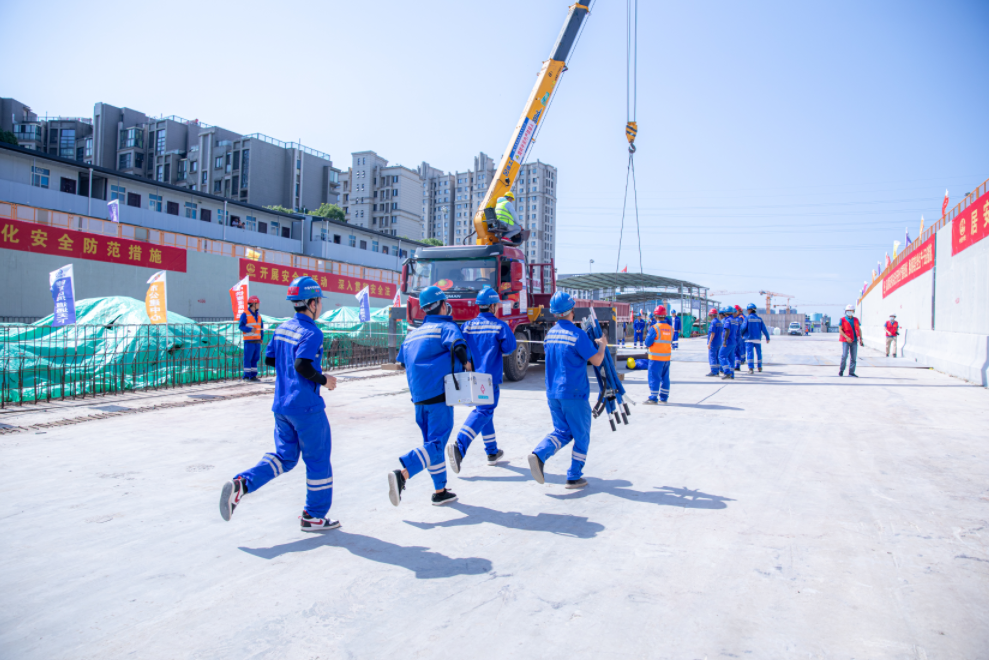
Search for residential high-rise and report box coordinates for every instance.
[2,97,93,160]
[338,150,424,240]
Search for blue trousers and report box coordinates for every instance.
[243,341,261,379]
[454,385,500,457]
[672,331,679,350]
[633,331,643,346]
[647,360,670,401]
[745,341,763,369]
[236,412,333,517]
[533,397,591,481]
[400,402,452,490]
[718,346,734,375]
[735,340,745,367]
[708,342,722,374]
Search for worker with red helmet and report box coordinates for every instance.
[644,305,674,404]
[706,308,722,376]
[238,294,264,381]
[733,305,747,370]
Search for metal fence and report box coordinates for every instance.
[0,320,403,407]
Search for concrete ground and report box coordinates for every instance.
[1,334,986,659]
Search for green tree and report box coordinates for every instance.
[421,238,443,246]
[264,204,296,215]
[0,130,18,146]
[311,203,346,222]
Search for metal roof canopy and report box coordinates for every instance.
[614,291,720,305]
[557,273,703,291]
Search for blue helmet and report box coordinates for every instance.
[476,287,500,306]
[419,285,447,309]
[746,303,757,311]
[721,307,732,315]
[549,290,576,315]
[286,276,327,302]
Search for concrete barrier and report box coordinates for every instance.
[901,329,989,387]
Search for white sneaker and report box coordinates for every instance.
[219,477,247,521]
[300,511,341,532]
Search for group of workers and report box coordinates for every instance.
[705,304,771,379]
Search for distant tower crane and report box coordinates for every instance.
[708,290,797,314]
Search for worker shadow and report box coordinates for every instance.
[403,502,604,539]
[238,531,493,579]
[658,402,743,411]
[548,481,734,510]
[459,463,566,484]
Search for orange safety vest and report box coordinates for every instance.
[243,309,262,342]
[647,322,674,362]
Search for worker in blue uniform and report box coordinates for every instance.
[644,305,674,404]
[733,306,747,371]
[632,312,646,348]
[388,285,472,507]
[238,295,264,380]
[219,276,340,532]
[447,287,517,473]
[619,320,629,347]
[671,309,682,350]
[718,308,736,379]
[528,291,608,490]
[743,303,771,372]
[705,308,722,377]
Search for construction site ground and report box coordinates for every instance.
[1,334,986,659]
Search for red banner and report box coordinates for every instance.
[0,217,187,272]
[239,259,395,300]
[952,189,989,255]
[883,234,935,298]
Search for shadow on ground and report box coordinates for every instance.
[404,502,604,538]
[239,531,493,579]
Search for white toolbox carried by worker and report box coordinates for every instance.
[444,371,494,407]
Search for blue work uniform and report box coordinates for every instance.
[672,315,682,350]
[743,312,771,369]
[235,314,334,518]
[397,315,467,490]
[633,317,646,347]
[645,317,673,402]
[238,309,264,379]
[734,315,747,368]
[707,317,723,375]
[620,322,629,347]
[453,312,517,458]
[532,320,598,481]
[718,317,735,376]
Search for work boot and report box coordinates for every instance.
[659,400,669,405]
[431,489,458,506]
[705,372,719,377]
[486,449,504,465]
[219,477,247,521]
[388,469,406,507]
[749,369,755,374]
[644,398,658,405]
[300,511,341,532]
[849,373,858,378]
[565,478,588,489]
[720,373,730,380]
[528,453,545,484]
[757,367,762,372]
[838,372,844,377]
[734,365,740,371]
[446,442,464,475]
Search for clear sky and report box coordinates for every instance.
[3,0,987,315]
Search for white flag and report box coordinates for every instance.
[108,199,120,223]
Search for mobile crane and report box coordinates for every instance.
[401,3,617,382]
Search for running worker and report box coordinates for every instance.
[742,303,771,372]
[219,276,339,532]
[706,309,722,377]
[447,287,517,473]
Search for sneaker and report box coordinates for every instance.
[838,372,844,377]
[565,478,588,489]
[757,367,762,372]
[431,489,458,506]
[749,369,755,374]
[849,373,858,378]
[388,469,406,507]
[300,511,341,532]
[720,373,730,380]
[219,477,247,521]
[659,400,669,405]
[528,453,546,484]
[705,372,719,377]
[486,449,504,465]
[446,442,463,475]
[644,399,658,405]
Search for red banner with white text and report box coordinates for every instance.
[238,259,396,300]
[883,234,935,298]
[951,189,989,256]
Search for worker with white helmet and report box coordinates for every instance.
[839,304,864,377]
[885,314,899,358]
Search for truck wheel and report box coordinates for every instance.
[503,329,530,381]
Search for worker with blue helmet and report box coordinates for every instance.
[718,307,735,379]
[742,302,771,373]
[388,285,471,507]
[446,287,518,474]
[670,309,681,350]
[632,310,647,348]
[220,276,341,532]
[705,308,722,377]
[528,291,608,490]
[731,306,747,370]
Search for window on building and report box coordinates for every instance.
[225,153,231,173]
[201,171,207,185]
[245,216,256,231]
[185,202,198,219]
[382,245,389,255]
[59,129,76,159]
[127,192,141,208]
[149,194,162,212]
[191,161,198,173]
[392,216,397,224]
[214,180,222,193]
[60,177,77,194]
[233,151,240,170]
[201,209,212,223]
[281,226,290,238]
[372,241,379,252]
[163,164,170,181]
[110,184,126,201]
[118,153,132,169]
[215,156,223,169]
[232,175,239,191]
[348,235,356,247]
[156,165,164,182]
[333,234,341,244]
[269,220,278,235]
[257,220,265,233]
[241,149,249,187]
[166,201,179,216]
[135,152,144,169]
[31,166,50,188]
[156,130,166,152]
[359,240,367,250]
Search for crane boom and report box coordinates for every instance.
[473,2,590,246]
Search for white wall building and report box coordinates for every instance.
[339,151,423,241]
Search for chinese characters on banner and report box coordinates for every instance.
[356,286,371,322]
[48,264,76,326]
[238,259,396,300]
[0,218,187,272]
[883,234,935,298]
[230,276,250,320]
[951,189,989,256]
[145,271,168,324]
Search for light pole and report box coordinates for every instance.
[589,258,594,273]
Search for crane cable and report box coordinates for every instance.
[615,0,643,285]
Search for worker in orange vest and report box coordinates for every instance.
[644,305,674,404]
[239,295,264,381]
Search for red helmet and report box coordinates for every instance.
[247,296,260,304]
[654,305,666,317]
[708,309,718,317]
[734,305,742,311]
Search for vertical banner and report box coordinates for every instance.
[356,285,371,322]
[230,276,250,319]
[392,288,402,307]
[48,264,76,326]
[145,271,167,324]
[108,199,120,223]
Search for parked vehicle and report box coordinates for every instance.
[788,322,803,336]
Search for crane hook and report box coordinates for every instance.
[625,121,637,153]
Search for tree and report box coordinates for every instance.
[264,204,296,215]
[0,130,18,146]
[311,203,346,222]
[421,238,443,246]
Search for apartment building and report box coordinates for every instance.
[2,97,94,162]
[338,151,423,240]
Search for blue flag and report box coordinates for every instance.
[49,264,76,326]
[356,285,371,322]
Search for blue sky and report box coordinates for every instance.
[3,0,987,315]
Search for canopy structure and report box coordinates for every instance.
[556,272,720,318]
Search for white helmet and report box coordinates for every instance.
[845,304,855,312]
